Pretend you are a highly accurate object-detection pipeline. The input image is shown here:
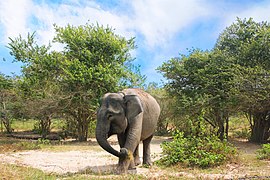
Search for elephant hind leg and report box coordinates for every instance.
[143,135,153,166]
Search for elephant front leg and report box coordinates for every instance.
[117,134,136,173]
[117,113,143,174]
[116,148,135,174]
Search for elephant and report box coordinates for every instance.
[96,88,160,174]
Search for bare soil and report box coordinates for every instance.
[0,136,165,175]
[0,136,269,179]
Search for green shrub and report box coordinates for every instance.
[232,128,251,139]
[157,130,237,168]
[256,144,270,160]
[15,139,51,151]
[37,138,51,145]
[16,141,41,150]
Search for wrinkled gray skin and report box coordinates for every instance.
[96,88,160,174]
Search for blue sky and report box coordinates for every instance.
[0,0,270,84]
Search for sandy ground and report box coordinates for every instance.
[0,136,269,179]
[0,136,165,175]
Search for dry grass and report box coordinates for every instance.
[0,163,59,180]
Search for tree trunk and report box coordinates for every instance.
[40,116,51,138]
[215,110,226,141]
[77,119,89,141]
[1,102,12,134]
[217,123,225,141]
[250,111,270,143]
[225,116,229,139]
[77,111,90,142]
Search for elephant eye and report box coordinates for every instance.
[107,114,113,119]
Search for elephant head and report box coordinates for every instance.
[95,92,143,158]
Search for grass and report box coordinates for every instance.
[0,163,60,180]
[9,119,36,132]
[5,118,65,132]
[229,115,251,139]
[0,162,147,180]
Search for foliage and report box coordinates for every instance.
[215,18,270,143]
[0,74,16,133]
[8,33,60,137]
[7,23,144,141]
[256,144,270,160]
[11,138,51,151]
[158,18,270,143]
[157,130,237,168]
[232,128,251,139]
[158,49,238,139]
[16,141,41,150]
[145,83,175,135]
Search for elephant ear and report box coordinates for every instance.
[124,95,143,121]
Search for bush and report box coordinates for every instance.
[232,128,251,139]
[16,141,41,150]
[157,130,238,168]
[256,144,270,160]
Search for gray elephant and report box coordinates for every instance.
[96,88,160,173]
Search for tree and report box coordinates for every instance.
[158,50,238,140]
[52,23,140,141]
[0,73,14,133]
[8,33,61,137]
[8,23,143,141]
[215,18,270,143]
[145,83,174,135]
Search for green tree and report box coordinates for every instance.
[215,18,270,143]
[8,33,61,137]
[8,23,143,141]
[53,23,139,141]
[145,83,174,135]
[158,50,238,140]
[0,73,15,133]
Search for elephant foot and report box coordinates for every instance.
[143,159,152,167]
[134,157,141,166]
[128,168,137,174]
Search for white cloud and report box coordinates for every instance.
[28,1,134,50]
[234,2,270,22]
[0,0,33,43]
[211,1,270,33]
[130,0,211,48]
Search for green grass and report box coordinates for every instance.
[9,118,65,132]
[10,119,36,131]
[0,163,60,180]
[229,115,251,139]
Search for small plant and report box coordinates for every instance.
[256,144,270,160]
[37,138,51,145]
[16,141,41,150]
[157,130,237,168]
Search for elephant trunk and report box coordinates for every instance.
[95,120,120,158]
